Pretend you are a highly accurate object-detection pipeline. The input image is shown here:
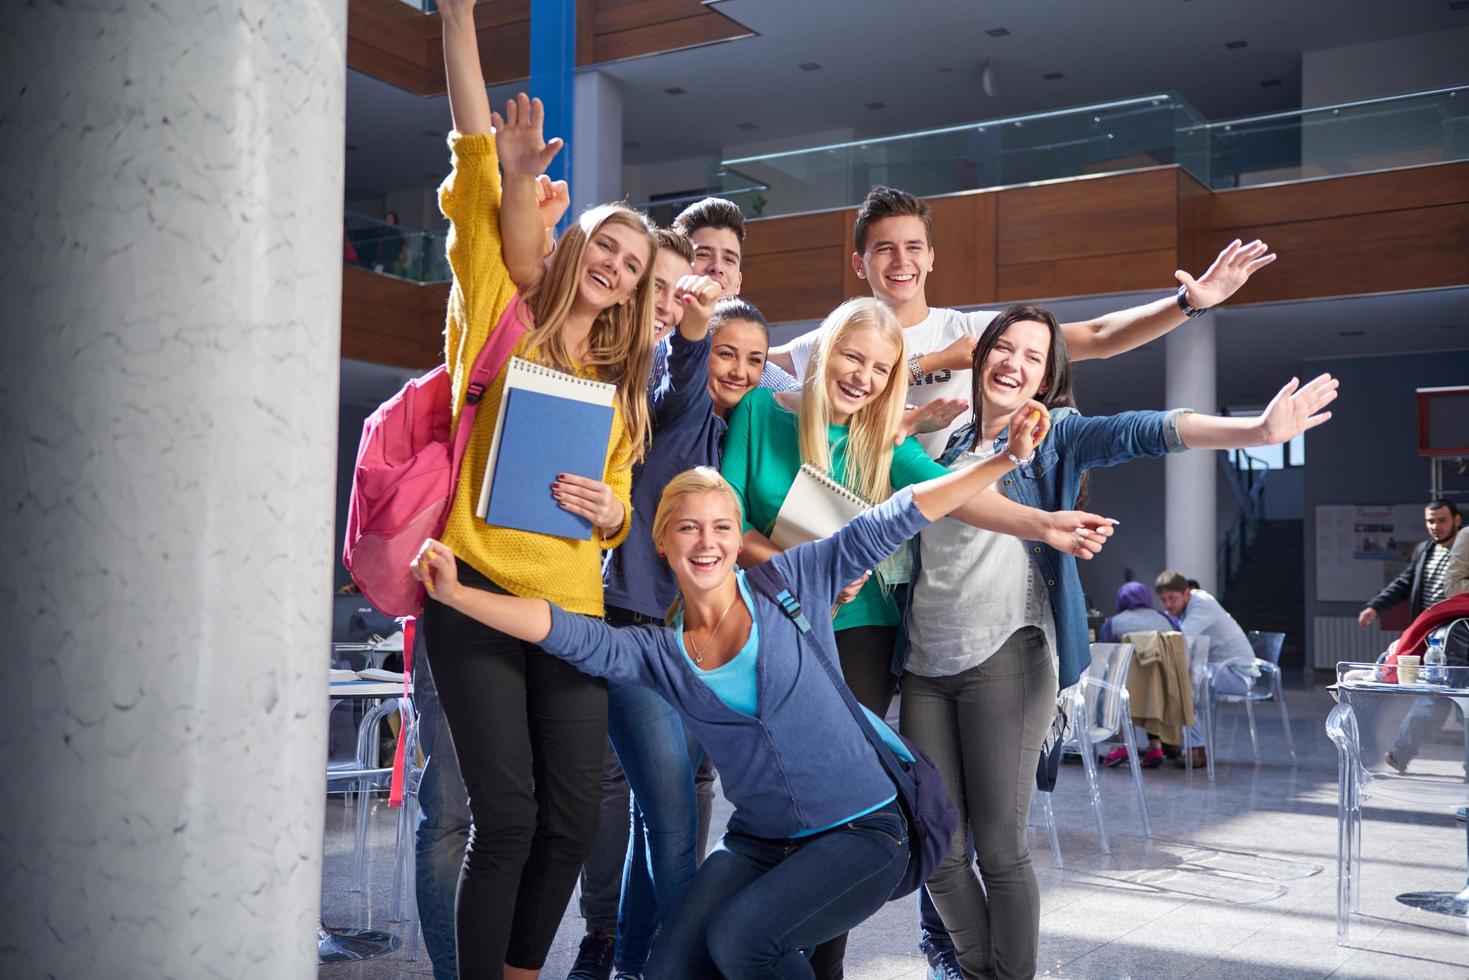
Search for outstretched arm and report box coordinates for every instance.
[1061,239,1277,362]
[1176,373,1337,449]
[440,0,492,136]
[412,539,552,642]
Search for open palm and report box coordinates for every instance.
[1177,239,1277,309]
[1258,373,1338,444]
[491,93,563,178]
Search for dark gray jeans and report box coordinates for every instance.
[900,627,1057,980]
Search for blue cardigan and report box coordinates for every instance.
[938,407,1188,689]
[542,488,932,838]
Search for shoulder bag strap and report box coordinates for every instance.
[448,293,531,489]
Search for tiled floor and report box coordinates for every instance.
[320,683,1469,978]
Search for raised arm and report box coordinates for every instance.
[1175,373,1336,450]
[1061,239,1276,362]
[440,0,493,136]
[491,94,568,291]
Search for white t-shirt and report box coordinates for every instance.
[906,448,1057,678]
[784,306,997,456]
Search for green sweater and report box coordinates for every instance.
[721,387,948,630]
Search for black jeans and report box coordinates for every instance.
[809,623,898,979]
[423,559,608,977]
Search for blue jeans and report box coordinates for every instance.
[412,642,468,980]
[645,800,908,980]
[605,680,702,972]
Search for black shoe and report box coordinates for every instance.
[567,932,615,980]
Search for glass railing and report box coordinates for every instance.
[708,94,1208,218]
[344,211,450,284]
[698,86,1466,218]
[630,168,771,227]
[1202,85,1466,189]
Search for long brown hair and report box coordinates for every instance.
[525,204,658,461]
[800,298,907,505]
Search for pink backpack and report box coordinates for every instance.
[343,295,531,616]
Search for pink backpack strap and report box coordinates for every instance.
[448,293,532,488]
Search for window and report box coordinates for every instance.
[1223,406,1305,469]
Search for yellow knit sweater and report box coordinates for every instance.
[438,132,634,616]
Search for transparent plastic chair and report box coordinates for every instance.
[1209,630,1295,762]
[1038,642,1152,867]
[1181,634,1215,781]
[1326,661,1469,945]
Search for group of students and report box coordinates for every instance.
[403,5,1338,979]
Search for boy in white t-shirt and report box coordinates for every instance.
[769,184,1278,456]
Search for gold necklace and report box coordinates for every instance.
[685,588,741,666]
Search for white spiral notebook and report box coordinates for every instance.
[770,464,871,550]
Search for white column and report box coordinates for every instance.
[1,3,345,978]
[1165,319,1219,593]
[572,69,625,217]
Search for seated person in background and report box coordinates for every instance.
[1156,569,1255,692]
[1098,581,1187,768]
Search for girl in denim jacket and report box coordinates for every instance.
[903,303,1337,979]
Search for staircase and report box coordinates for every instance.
[1220,519,1306,670]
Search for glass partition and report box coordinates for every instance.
[1205,86,1467,188]
[344,211,449,284]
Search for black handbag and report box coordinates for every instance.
[744,562,960,899]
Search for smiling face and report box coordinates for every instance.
[978,319,1052,418]
[658,491,743,594]
[576,222,652,313]
[651,246,693,342]
[689,226,743,297]
[856,214,933,309]
[706,318,769,416]
[824,325,900,425]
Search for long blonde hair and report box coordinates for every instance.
[651,466,744,624]
[525,204,658,461]
[798,298,907,505]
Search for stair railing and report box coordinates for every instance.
[1217,450,1270,600]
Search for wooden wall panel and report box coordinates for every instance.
[995,169,1179,267]
[741,210,847,321]
[927,192,998,308]
[1211,161,1469,230]
[997,249,1179,303]
[348,0,752,97]
[1201,204,1469,305]
[341,265,447,369]
[1177,170,1212,284]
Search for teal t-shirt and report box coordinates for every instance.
[720,387,948,630]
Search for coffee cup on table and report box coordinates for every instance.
[1397,655,1422,685]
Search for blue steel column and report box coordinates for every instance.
[531,0,576,233]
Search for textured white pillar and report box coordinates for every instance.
[1165,319,1219,593]
[1,3,345,977]
[572,69,625,217]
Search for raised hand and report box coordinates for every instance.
[1005,399,1051,461]
[411,538,462,603]
[553,473,626,535]
[438,0,477,18]
[1040,511,1117,561]
[534,174,571,231]
[1257,373,1338,444]
[1176,239,1277,310]
[491,93,564,178]
[675,274,721,323]
[836,571,871,605]
[931,333,979,374]
[896,398,968,445]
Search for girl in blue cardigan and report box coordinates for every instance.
[410,399,1073,979]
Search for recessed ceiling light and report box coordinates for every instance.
[1225,40,1249,49]
[1453,1,1469,10]
[736,122,758,131]
[420,128,439,138]
[986,27,1010,37]
[623,140,641,149]
[346,144,359,152]
[865,101,887,110]
[1260,78,1283,87]
[798,62,822,71]
[1338,330,1366,337]
[1042,72,1065,81]
[1441,323,1460,329]
[938,66,953,73]
[664,86,686,95]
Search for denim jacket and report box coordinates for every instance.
[935,406,1189,689]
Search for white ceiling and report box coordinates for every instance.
[345,0,1469,200]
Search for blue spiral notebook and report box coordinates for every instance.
[475,357,616,540]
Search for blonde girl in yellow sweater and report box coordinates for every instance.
[427,3,658,978]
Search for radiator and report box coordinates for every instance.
[1312,616,1401,670]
